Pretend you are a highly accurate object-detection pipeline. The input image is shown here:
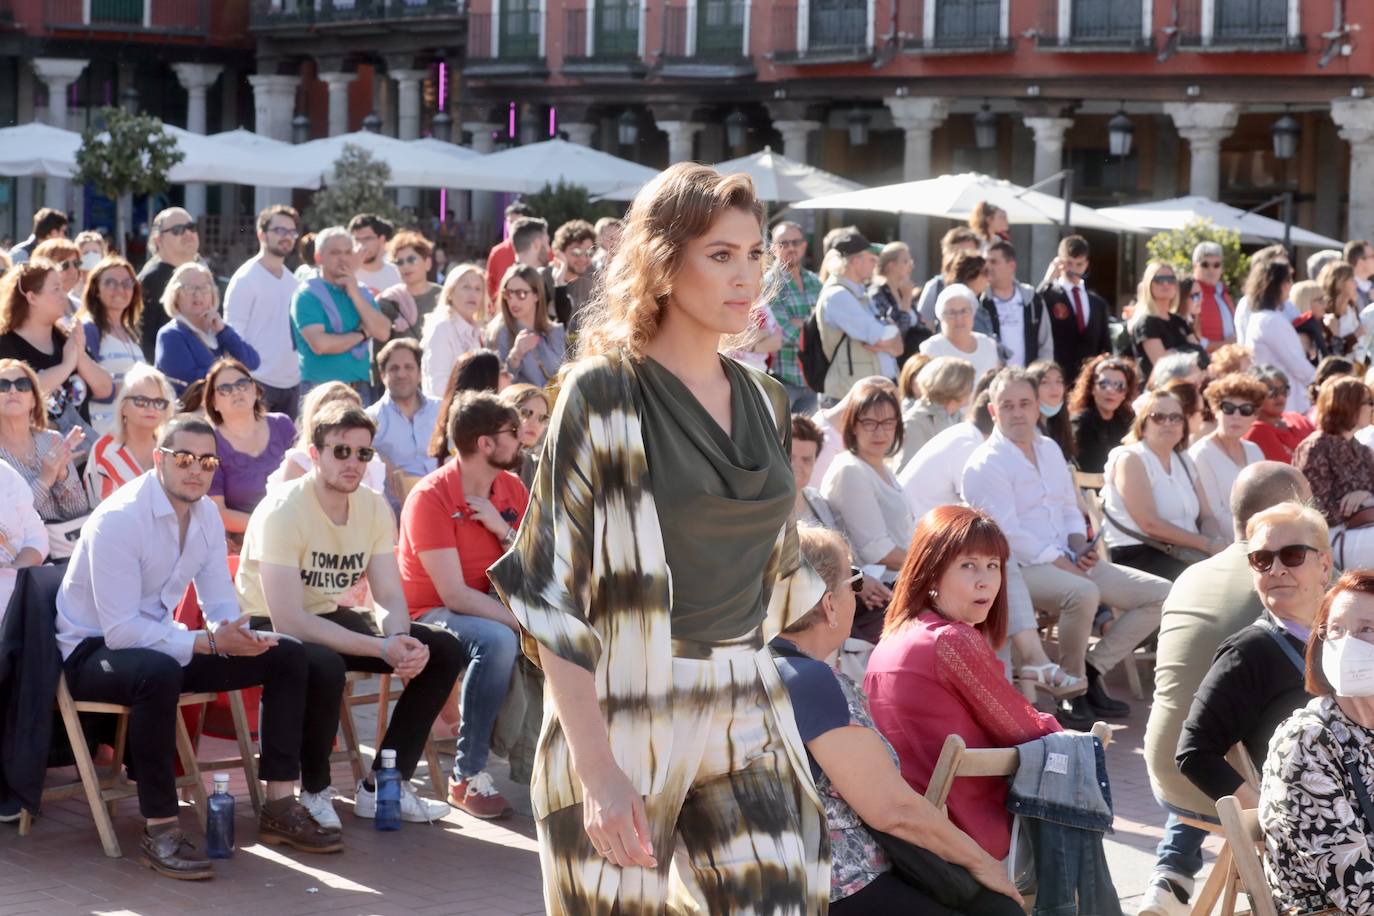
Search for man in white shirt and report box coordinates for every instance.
[225,205,304,418]
[347,213,403,294]
[961,368,1169,726]
[899,393,993,519]
[976,240,1052,368]
[56,416,345,879]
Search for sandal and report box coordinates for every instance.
[1017,663,1087,700]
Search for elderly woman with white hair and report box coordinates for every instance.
[897,356,976,471]
[83,363,175,506]
[918,283,1001,382]
[1188,241,1237,352]
[154,261,260,395]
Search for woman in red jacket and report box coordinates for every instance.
[864,505,1061,860]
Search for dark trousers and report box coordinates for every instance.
[829,873,1023,916]
[63,637,318,819]
[271,608,464,786]
[259,382,300,421]
[1109,543,1191,582]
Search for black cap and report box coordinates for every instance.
[829,229,872,257]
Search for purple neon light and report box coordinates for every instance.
[549,107,556,137]
[509,102,516,138]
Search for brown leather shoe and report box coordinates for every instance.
[139,826,214,880]
[258,799,344,854]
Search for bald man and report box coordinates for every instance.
[138,207,203,360]
[1137,461,1311,916]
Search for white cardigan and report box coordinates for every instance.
[1247,310,1315,413]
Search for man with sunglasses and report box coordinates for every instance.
[57,416,344,879]
[396,392,528,819]
[549,219,597,331]
[225,205,303,419]
[1187,242,1237,354]
[1138,461,1310,916]
[765,220,822,414]
[138,207,203,362]
[236,402,462,827]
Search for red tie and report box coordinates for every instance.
[1072,286,1087,333]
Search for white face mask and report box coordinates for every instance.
[1322,634,1374,697]
[80,251,102,271]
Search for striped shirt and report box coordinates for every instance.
[767,267,821,387]
[84,434,146,507]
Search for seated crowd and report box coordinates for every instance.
[5,198,1374,916]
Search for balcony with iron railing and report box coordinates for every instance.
[1177,0,1304,50]
[464,8,548,78]
[45,0,211,35]
[661,1,753,75]
[773,2,873,64]
[562,5,646,75]
[250,0,465,30]
[898,0,1012,53]
[1034,0,1153,50]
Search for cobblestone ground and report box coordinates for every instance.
[1,667,1222,915]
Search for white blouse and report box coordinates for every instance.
[820,450,915,570]
[1102,441,1201,550]
[1187,434,1263,543]
[918,332,1002,383]
[1247,310,1315,414]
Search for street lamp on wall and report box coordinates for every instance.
[430,111,453,143]
[973,104,997,151]
[847,107,871,146]
[120,86,139,114]
[1107,109,1134,158]
[291,114,310,144]
[362,112,382,133]
[1272,111,1300,160]
[725,109,748,149]
[617,109,639,147]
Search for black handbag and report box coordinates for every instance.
[868,828,986,909]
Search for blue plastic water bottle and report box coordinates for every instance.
[375,749,402,831]
[206,773,235,858]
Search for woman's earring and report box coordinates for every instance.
[828,620,839,630]
[928,589,938,599]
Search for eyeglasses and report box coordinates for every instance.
[99,277,136,291]
[776,238,806,249]
[505,288,534,302]
[56,259,79,272]
[519,406,550,424]
[493,425,521,439]
[1268,386,1290,398]
[857,418,899,433]
[1152,275,1178,285]
[213,377,256,397]
[1319,621,1374,643]
[838,566,864,594]
[129,395,169,410]
[181,284,213,297]
[942,307,973,319]
[162,222,198,237]
[1198,260,1222,269]
[330,444,376,462]
[1148,412,1186,425]
[394,254,426,267]
[563,247,593,258]
[158,447,220,471]
[1218,401,1257,417]
[1247,544,1318,573]
[265,226,298,238]
[1096,378,1126,393]
[0,377,35,393]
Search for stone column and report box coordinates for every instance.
[31,57,89,212]
[773,119,822,163]
[1164,102,1240,200]
[463,121,501,235]
[563,122,597,147]
[249,74,300,211]
[1332,98,1374,243]
[318,71,354,137]
[171,63,223,218]
[1024,115,1074,277]
[391,69,426,209]
[884,96,950,279]
[659,120,704,164]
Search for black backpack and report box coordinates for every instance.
[798,311,849,393]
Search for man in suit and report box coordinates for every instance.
[1040,234,1112,384]
[976,240,1053,368]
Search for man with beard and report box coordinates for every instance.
[395,392,526,819]
[236,402,463,827]
[225,205,304,418]
[57,416,343,879]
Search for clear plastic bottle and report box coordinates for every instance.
[374,749,402,831]
[206,773,235,858]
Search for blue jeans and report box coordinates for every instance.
[419,608,518,779]
[778,379,819,415]
[1154,799,1217,890]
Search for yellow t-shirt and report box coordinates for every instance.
[236,474,395,618]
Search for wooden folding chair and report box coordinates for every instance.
[18,674,221,858]
[334,673,448,798]
[185,688,264,815]
[1185,744,1263,916]
[924,721,1114,811]
[1215,796,1279,916]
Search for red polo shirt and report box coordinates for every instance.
[398,460,529,616]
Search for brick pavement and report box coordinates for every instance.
[1,669,1226,915]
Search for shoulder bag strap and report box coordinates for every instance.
[1339,744,1374,833]
[1252,616,1307,676]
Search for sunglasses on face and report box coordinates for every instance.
[214,377,255,397]
[1152,275,1178,285]
[505,288,534,302]
[1218,401,1257,417]
[163,222,198,237]
[1096,378,1126,393]
[0,377,35,393]
[158,447,220,471]
[100,277,135,291]
[857,418,899,433]
[563,247,593,259]
[1247,543,1318,573]
[330,444,376,462]
[56,259,79,272]
[493,425,521,439]
[394,254,426,267]
[519,406,550,424]
[1268,386,1290,398]
[129,395,169,410]
[1149,412,1186,425]
[839,566,864,594]
[1199,260,1222,269]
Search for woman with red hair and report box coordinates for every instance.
[864,505,1061,860]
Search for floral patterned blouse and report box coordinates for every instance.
[1260,695,1374,915]
[1293,432,1374,528]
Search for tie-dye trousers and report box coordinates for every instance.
[536,642,815,915]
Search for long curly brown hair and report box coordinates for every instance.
[1068,353,1140,417]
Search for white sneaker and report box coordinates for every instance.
[298,787,341,831]
[351,778,449,824]
[1137,878,1190,916]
